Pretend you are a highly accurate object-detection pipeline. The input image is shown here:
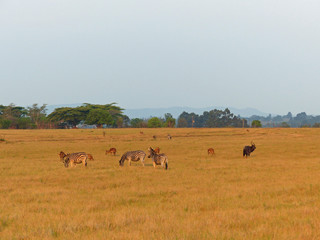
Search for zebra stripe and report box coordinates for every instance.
[148,147,168,170]
[63,152,88,168]
[119,150,146,167]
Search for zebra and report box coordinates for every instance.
[148,147,168,170]
[207,148,215,156]
[105,148,117,156]
[60,152,88,168]
[119,150,146,167]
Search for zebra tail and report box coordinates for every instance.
[165,157,168,170]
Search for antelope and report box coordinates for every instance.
[105,148,117,156]
[243,141,256,158]
[87,154,94,161]
[154,147,160,154]
[207,148,215,156]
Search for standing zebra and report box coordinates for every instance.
[60,151,88,168]
[148,147,168,170]
[119,150,146,167]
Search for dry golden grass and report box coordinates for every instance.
[1,128,320,239]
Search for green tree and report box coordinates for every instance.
[280,122,290,128]
[251,120,262,128]
[177,117,188,128]
[147,117,163,128]
[27,104,47,128]
[47,107,85,127]
[313,123,320,128]
[0,119,11,129]
[85,109,114,127]
[164,113,176,128]
[1,104,27,128]
[130,118,146,128]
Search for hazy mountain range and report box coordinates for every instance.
[46,104,270,119]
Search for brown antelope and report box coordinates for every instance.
[105,148,117,156]
[140,131,144,135]
[207,148,215,156]
[167,134,172,140]
[153,135,157,140]
[154,147,160,154]
[148,147,168,170]
[87,154,94,160]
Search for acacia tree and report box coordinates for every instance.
[27,104,47,128]
[85,109,113,127]
[1,104,28,128]
[47,107,85,128]
[47,103,125,128]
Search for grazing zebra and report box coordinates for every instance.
[243,142,256,158]
[62,152,88,168]
[207,148,215,156]
[119,150,146,167]
[105,148,117,156]
[154,147,160,154]
[148,147,168,170]
[87,153,94,161]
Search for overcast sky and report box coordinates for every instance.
[1,0,320,115]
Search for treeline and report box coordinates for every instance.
[0,103,248,129]
[247,112,320,128]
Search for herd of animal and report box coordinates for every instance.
[59,146,169,170]
[59,134,256,170]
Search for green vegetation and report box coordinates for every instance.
[251,120,262,128]
[177,108,247,128]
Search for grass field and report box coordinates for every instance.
[1,128,320,239]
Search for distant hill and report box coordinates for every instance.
[45,104,269,119]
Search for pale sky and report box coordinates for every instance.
[1,0,320,115]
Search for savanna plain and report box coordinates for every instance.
[1,128,320,240]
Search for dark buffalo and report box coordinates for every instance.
[243,142,256,157]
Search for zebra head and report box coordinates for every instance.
[147,147,155,158]
[63,155,70,168]
[119,155,125,166]
[59,151,66,162]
